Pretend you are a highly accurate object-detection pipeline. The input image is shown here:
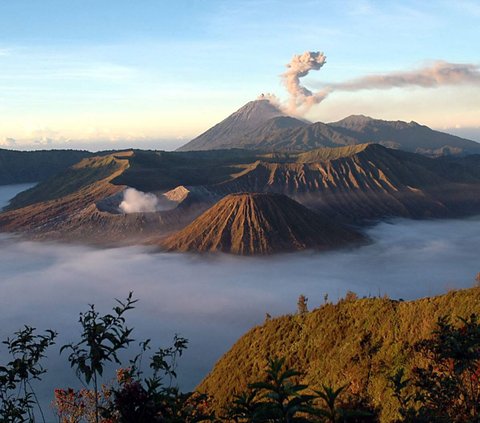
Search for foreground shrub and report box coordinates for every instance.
[225,357,374,422]
[4,293,480,422]
[60,293,137,423]
[102,336,214,422]
[391,314,480,422]
[0,327,56,423]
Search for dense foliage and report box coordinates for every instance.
[390,314,480,422]
[0,327,56,422]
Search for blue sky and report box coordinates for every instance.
[0,0,479,150]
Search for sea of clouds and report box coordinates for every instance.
[1,184,480,419]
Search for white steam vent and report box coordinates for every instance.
[119,188,159,213]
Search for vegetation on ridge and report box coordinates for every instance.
[199,286,480,421]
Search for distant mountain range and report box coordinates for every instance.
[179,99,480,156]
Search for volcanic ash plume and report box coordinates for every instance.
[280,51,480,115]
[281,51,327,113]
[331,61,480,91]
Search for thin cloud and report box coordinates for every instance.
[0,63,136,81]
[0,137,16,147]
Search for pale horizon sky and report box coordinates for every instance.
[0,0,479,151]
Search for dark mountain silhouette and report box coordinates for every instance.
[328,115,480,156]
[160,192,363,254]
[178,100,480,156]
[234,120,356,151]
[0,149,93,184]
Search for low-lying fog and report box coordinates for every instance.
[1,184,480,419]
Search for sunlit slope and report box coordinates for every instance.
[177,99,296,151]
[198,287,480,422]
[0,150,243,243]
[6,154,126,210]
[161,193,364,254]
[3,149,261,211]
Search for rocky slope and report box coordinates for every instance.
[161,193,364,255]
[0,151,195,243]
[177,144,480,222]
[177,99,305,151]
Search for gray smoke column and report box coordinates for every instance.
[281,51,480,114]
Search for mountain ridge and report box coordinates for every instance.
[0,149,94,185]
[177,143,480,222]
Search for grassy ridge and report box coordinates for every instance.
[198,287,480,422]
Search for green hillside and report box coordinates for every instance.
[198,287,480,422]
